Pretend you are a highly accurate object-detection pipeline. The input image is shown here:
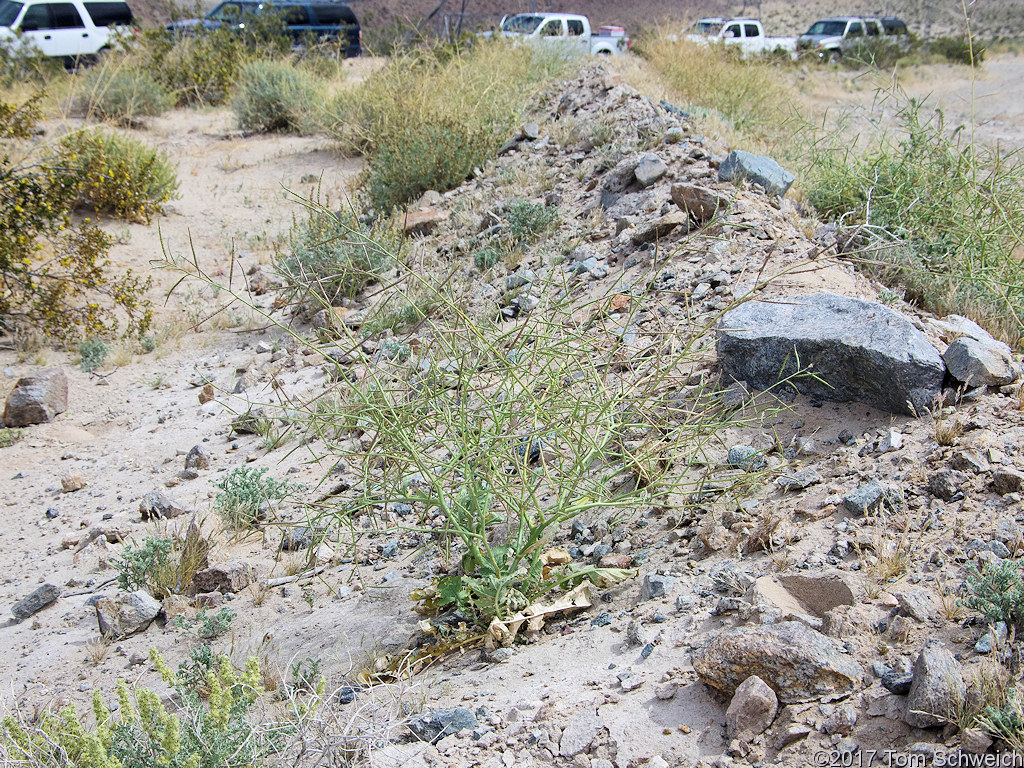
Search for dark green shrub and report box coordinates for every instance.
[928,36,983,65]
[232,60,323,134]
[74,66,174,125]
[473,246,500,270]
[365,118,494,212]
[1,97,152,340]
[964,560,1024,626]
[56,129,180,223]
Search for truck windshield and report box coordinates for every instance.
[501,14,542,34]
[805,20,847,35]
[0,0,23,26]
[689,20,723,35]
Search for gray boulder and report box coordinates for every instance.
[905,641,965,728]
[95,591,161,639]
[693,621,862,703]
[407,708,478,743]
[12,583,60,620]
[717,294,944,416]
[718,150,795,196]
[943,336,1017,387]
[3,369,68,426]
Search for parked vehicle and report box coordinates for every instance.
[797,16,909,60]
[0,0,134,63]
[498,13,630,55]
[168,0,361,56]
[684,17,796,57]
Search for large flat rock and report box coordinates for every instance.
[693,621,862,703]
[717,294,945,416]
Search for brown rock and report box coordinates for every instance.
[693,622,862,703]
[3,369,68,426]
[192,559,252,594]
[992,467,1024,495]
[631,211,688,245]
[403,208,449,236]
[598,554,633,569]
[726,675,778,740]
[61,473,86,493]
[95,591,161,639]
[671,183,729,224]
[198,384,215,405]
[746,572,856,620]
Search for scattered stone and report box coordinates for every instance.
[634,153,668,188]
[878,429,903,453]
[726,675,778,741]
[975,622,1008,654]
[843,480,897,515]
[776,468,822,491]
[992,467,1024,496]
[881,671,913,696]
[693,621,862,703]
[951,450,987,474]
[281,527,314,552]
[928,469,968,501]
[654,682,677,700]
[198,384,215,404]
[641,574,676,601]
[598,554,633,569]
[670,183,728,223]
[407,708,478,744]
[185,445,212,470]
[717,150,795,196]
[2,369,68,426]
[192,560,253,594]
[961,729,994,754]
[727,445,765,472]
[403,208,449,236]
[626,620,647,647]
[232,408,268,435]
[139,490,185,521]
[12,583,60,620]
[822,704,858,736]
[895,589,934,622]
[558,708,602,757]
[630,211,688,244]
[95,591,161,639]
[994,517,1023,548]
[943,336,1018,388]
[717,294,945,416]
[61,473,86,492]
[161,595,191,621]
[905,641,966,729]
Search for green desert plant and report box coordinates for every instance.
[232,59,324,134]
[963,560,1024,627]
[803,93,1024,347]
[79,336,109,372]
[55,128,180,223]
[504,200,558,246]
[214,466,298,528]
[1,97,153,340]
[276,199,405,309]
[112,526,212,598]
[73,65,174,125]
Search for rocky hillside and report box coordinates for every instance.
[2,61,1024,768]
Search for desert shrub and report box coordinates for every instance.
[963,560,1024,627]
[277,202,405,308]
[55,128,180,222]
[1,650,277,768]
[504,200,558,245]
[473,246,500,271]
[928,35,983,65]
[175,607,236,638]
[112,527,212,598]
[636,33,794,141]
[232,59,323,134]
[803,95,1024,346]
[79,336,109,371]
[0,44,65,88]
[1,97,152,340]
[214,466,298,528]
[135,17,292,107]
[324,40,577,211]
[842,38,905,70]
[73,65,174,125]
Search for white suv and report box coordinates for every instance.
[0,0,134,62]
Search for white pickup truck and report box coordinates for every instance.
[684,17,796,57]
[498,13,630,55]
